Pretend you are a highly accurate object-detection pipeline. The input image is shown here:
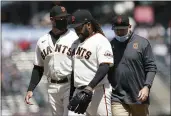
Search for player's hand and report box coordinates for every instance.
[84,86,93,92]
[25,91,34,105]
[138,86,149,102]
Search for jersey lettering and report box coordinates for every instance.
[76,47,83,55]
[81,48,87,57]
[41,52,45,60]
[85,51,92,59]
[72,48,76,56]
[62,45,68,53]
[41,44,74,59]
[75,47,92,59]
[41,46,52,59]
[67,48,72,56]
[43,49,47,57]
[55,44,62,52]
[47,46,52,55]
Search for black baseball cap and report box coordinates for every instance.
[68,9,94,28]
[112,15,130,30]
[50,5,70,17]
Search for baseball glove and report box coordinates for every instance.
[68,89,93,114]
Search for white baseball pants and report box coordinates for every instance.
[47,82,70,116]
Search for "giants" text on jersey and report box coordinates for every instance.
[41,44,73,60]
[75,47,92,59]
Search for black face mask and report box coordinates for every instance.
[54,19,67,30]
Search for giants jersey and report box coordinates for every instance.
[73,33,114,87]
[34,30,78,80]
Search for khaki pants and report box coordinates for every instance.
[112,102,149,116]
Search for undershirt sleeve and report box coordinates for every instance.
[88,63,110,89]
[27,65,44,91]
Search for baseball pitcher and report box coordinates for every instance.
[24,6,78,116]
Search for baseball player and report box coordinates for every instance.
[24,5,78,116]
[67,9,114,116]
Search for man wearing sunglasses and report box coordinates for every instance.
[25,5,78,116]
[67,9,113,116]
[108,15,157,116]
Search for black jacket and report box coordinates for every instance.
[108,32,157,104]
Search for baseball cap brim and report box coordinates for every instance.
[68,23,84,28]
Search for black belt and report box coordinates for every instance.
[51,78,68,84]
[77,85,87,90]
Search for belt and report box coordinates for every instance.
[51,78,68,84]
[77,85,87,90]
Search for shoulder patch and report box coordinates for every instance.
[104,50,113,59]
[133,42,138,49]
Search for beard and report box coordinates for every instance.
[76,26,90,42]
[78,34,86,42]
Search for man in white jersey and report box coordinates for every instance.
[67,9,114,116]
[24,5,78,116]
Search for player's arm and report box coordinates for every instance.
[25,44,44,105]
[107,65,115,87]
[27,65,44,91]
[27,44,44,91]
[86,63,110,91]
[69,71,76,101]
[86,37,114,91]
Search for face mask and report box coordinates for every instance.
[115,32,129,42]
[54,19,67,30]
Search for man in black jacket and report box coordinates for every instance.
[108,15,157,116]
